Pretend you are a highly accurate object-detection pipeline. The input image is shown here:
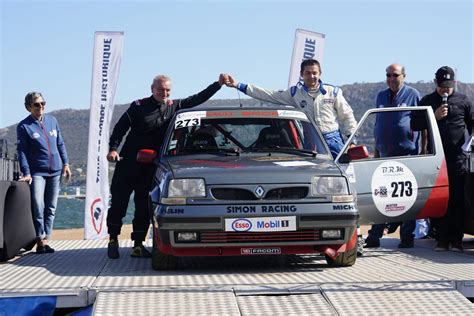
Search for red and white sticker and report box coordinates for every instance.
[371,161,418,217]
[225,216,296,232]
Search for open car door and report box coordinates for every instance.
[336,106,449,225]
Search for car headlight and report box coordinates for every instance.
[167,179,206,197]
[311,176,349,195]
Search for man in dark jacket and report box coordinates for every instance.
[417,66,473,252]
[106,74,225,259]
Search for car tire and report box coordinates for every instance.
[151,231,178,270]
[325,244,357,267]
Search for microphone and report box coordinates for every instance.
[442,92,448,106]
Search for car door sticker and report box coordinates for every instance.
[174,111,206,129]
[342,163,356,183]
[371,161,418,217]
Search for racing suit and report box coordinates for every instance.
[107,81,221,242]
[417,90,473,245]
[366,84,421,246]
[237,81,358,158]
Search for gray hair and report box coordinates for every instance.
[24,91,44,109]
[152,75,171,87]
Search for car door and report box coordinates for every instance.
[336,106,449,225]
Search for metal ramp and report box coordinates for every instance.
[0,238,473,314]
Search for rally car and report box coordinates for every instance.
[138,105,448,270]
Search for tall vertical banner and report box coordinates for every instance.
[84,31,124,239]
[288,29,325,87]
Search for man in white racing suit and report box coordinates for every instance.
[224,59,358,158]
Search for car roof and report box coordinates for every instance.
[176,103,301,114]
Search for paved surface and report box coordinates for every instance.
[1,237,473,314]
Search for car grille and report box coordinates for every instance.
[200,229,319,243]
[211,187,308,200]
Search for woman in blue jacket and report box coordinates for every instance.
[17,92,71,254]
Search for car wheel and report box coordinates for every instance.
[151,231,178,270]
[325,244,357,267]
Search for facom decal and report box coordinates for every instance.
[277,110,308,120]
[371,161,418,217]
[241,248,281,255]
[174,111,206,129]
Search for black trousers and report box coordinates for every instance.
[106,161,155,242]
[431,156,466,243]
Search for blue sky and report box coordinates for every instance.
[1,0,473,128]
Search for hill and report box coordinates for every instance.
[1,81,473,185]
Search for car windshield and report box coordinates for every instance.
[164,109,329,156]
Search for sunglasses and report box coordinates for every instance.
[386,73,403,78]
[32,101,46,108]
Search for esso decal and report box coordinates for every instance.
[231,219,252,232]
[371,161,418,217]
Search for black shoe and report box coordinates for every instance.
[450,241,464,252]
[44,245,55,253]
[398,240,414,248]
[108,239,120,259]
[434,241,449,252]
[36,245,45,254]
[364,238,380,248]
[131,245,152,258]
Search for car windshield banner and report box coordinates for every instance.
[288,29,325,87]
[84,31,124,239]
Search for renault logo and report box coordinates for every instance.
[255,186,265,198]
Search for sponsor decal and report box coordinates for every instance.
[277,110,308,120]
[226,205,297,213]
[274,161,315,167]
[32,132,40,139]
[165,208,184,214]
[333,204,355,211]
[90,198,105,234]
[225,216,296,232]
[231,218,252,232]
[371,161,418,217]
[49,129,58,137]
[241,248,281,255]
[323,98,335,105]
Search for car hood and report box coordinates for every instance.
[165,154,342,185]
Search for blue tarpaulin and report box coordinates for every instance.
[0,296,56,316]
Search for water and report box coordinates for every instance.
[55,198,134,229]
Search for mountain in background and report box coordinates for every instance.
[2,81,473,185]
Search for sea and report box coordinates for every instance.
[55,196,134,229]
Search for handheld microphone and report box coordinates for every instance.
[442,92,448,106]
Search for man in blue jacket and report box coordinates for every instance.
[17,92,71,254]
[365,64,422,249]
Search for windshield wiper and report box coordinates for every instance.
[247,147,317,157]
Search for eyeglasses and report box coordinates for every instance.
[386,73,403,78]
[32,102,46,108]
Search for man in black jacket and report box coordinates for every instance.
[417,66,473,252]
[106,74,225,259]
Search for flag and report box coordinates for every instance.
[84,31,124,239]
[288,29,325,87]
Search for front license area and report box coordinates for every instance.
[241,247,281,255]
[225,216,296,232]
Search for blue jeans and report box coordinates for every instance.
[367,220,416,243]
[323,130,344,159]
[31,175,60,241]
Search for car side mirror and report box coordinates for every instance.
[347,145,369,161]
[137,149,158,164]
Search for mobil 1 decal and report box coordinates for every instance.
[371,161,417,217]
